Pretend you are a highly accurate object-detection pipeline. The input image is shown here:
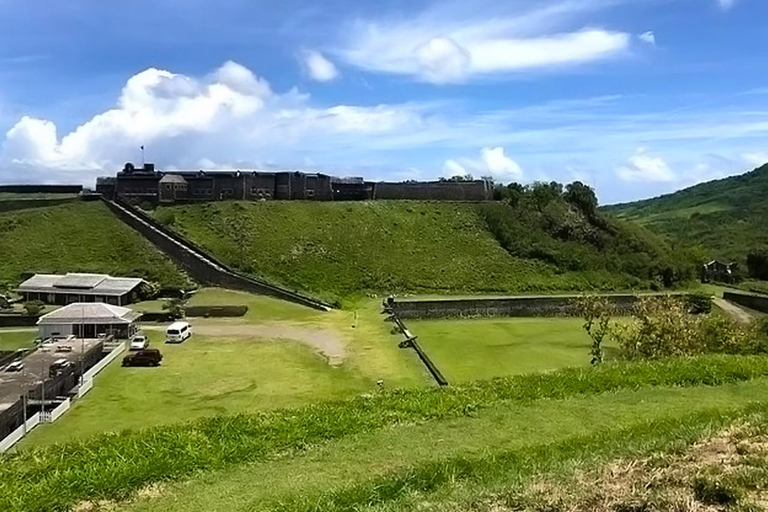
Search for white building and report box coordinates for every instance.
[37,303,140,339]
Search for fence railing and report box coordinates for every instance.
[83,341,126,381]
[77,378,94,399]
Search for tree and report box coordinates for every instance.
[573,295,616,365]
[439,174,474,182]
[747,249,768,280]
[162,298,186,319]
[563,181,598,217]
[530,181,563,211]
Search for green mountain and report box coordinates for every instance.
[603,162,768,264]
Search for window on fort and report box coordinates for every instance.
[164,184,172,190]
[306,189,315,198]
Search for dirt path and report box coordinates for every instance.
[713,297,754,324]
[142,321,346,365]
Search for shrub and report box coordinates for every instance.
[747,249,768,280]
[23,300,44,316]
[685,292,713,314]
[573,295,616,364]
[162,298,186,319]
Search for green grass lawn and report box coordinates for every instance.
[23,332,373,446]
[120,378,768,512]
[23,292,427,446]
[0,329,36,351]
[412,317,615,382]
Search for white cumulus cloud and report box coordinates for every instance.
[334,3,631,83]
[639,31,656,45]
[443,146,523,182]
[301,50,339,82]
[0,61,422,183]
[616,149,676,182]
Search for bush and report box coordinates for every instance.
[685,292,713,314]
[23,300,44,316]
[747,249,768,280]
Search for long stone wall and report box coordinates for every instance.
[723,291,768,314]
[372,181,491,201]
[102,198,331,311]
[390,294,674,320]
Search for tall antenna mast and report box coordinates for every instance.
[140,145,145,167]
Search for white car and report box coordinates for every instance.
[5,361,24,372]
[130,334,149,351]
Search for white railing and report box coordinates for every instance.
[0,412,41,453]
[45,399,70,423]
[77,378,94,398]
[83,341,127,381]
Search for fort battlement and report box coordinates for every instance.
[95,163,492,203]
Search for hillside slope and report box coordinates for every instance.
[154,199,688,301]
[0,200,190,289]
[604,163,768,262]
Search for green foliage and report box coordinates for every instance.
[139,281,161,300]
[22,300,44,316]
[747,248,768,280]
[0,201,190,290]
[477,198,692,289]
[563,180,598,217]
[162,297,186,319]
[684,292,713,314]
[574,296,616,364]
[605,163,768,267]
[154,201,672,302]
[3,354,768,511]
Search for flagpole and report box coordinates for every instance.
[141,145,145,167]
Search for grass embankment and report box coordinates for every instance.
[0,329,36,351]
[605,162,768,264]
[22,292,427,446]
[4,355,768,512]
[153,201,683,303]
[413,317,616,381]
[0,201,189,289]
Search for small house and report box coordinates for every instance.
[36,302,140,339]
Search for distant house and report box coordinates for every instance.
[17,273,145,306]
[36,302,140,339]
[702,260,737,284]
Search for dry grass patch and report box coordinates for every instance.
[484,424,768,512]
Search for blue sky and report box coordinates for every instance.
[0,0,766,203]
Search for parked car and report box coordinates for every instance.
[122,348,163,367]
[166,321,192,343]
[55,345,73,352]
[129,334,149,351]
[49,358,74,377]
[5,361,24,372]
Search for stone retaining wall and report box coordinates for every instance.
[723,291,768,314]
[390,294,674,320]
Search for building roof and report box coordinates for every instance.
[17,273,145,296]
[37,303,140,325]
[159,174,188,184]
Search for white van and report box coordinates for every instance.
[166,321,192,343]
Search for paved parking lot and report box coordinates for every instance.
[0,339,101,413]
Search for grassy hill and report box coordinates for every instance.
[0,200,190,289]
[153,198,689,302]
[604,162,768,263]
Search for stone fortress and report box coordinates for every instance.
[95,163,492,203]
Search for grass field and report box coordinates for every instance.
[0,329,36,351]
[412,317,612,381]
[154,201,682,302]
[0,201,189,289]
[120,380,768,512]
[22,290,428,446]
[6,355,768,512]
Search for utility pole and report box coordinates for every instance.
[140,145,145,167]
